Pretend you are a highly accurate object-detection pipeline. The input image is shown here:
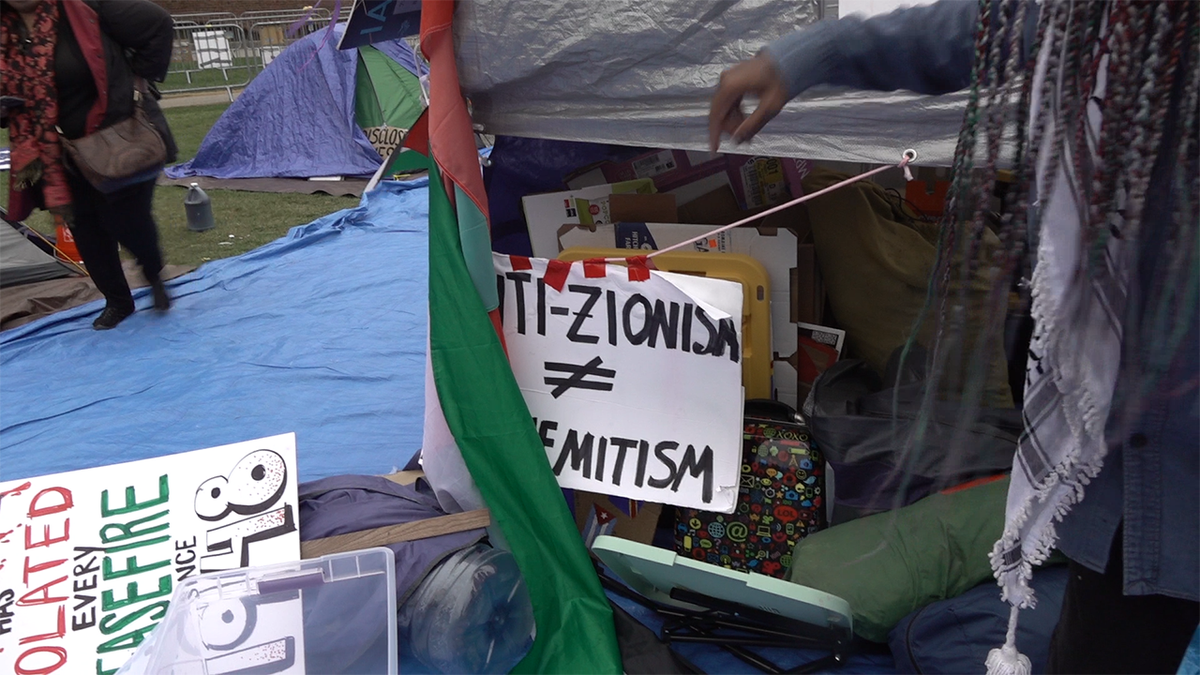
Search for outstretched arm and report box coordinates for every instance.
[710,0,991,151]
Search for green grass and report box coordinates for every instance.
[2,100,355,268]
[165,102,232,160]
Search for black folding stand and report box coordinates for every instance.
[597,565,853,674]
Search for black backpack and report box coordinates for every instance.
[803,347,1021,520]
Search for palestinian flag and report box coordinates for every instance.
[412,3,622,673]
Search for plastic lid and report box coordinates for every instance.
[117,547,398,675]
[593,535,853,633]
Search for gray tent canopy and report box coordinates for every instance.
[1,213,74,288]
[452,0,968,167]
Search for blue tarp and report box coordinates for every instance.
[0,180,429,482]
[166,25,421,180]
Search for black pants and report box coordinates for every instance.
[66,173,164,310]
[1048,531,1200,674]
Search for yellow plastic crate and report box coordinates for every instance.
[558,247,772,400]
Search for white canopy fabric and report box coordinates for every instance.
[453,0,968,166]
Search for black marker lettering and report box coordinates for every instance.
[595,436,608,483]
[622,295,653,345]
[496,274,506,327]
[537,419,558,449]
[505,272,531,335]
[73,605,96,631]
[672,444,715,504]
[73,593,95,612]
[634,440,650,487]
[536,279,547,335]
[566,285,602,344]
[607,290,618,346]
[646,300,680,349]
[609,437,637,485]
[693,306,717,355]
[552,430,594,479]
[74,555,99,577]
[682,304,693,353]
[647,441,680,489]
[714,317,741,363]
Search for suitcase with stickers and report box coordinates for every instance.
[674,400,826,579]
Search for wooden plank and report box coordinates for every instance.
[300,509,491,559]
[381,469,425,485]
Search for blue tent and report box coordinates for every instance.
[166,25,424,180]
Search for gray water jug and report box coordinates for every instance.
[184,183,214,232]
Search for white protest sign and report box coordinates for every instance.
[495,253,744,513]
[0,434,301,675]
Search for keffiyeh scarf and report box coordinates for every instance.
[986,14,1128,675]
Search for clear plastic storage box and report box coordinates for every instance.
[119,547,398,675]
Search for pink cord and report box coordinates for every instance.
[603,150,917,263]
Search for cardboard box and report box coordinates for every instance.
[574,491,663,548]
[677,185,823,325]
[573,192,678,227]
[558,221,805,408]
[708,155,811,212]
[597,149,693,185]
[521,179,656,258]
[791,322,846,404]
[677,184,742,225]
[564,150,696,190]
[794,243,824,326]
[568,149,811,213]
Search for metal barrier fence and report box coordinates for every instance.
[163,8,351,100]
[171,11,237,25]
[166,21,252,99]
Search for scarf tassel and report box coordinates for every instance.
[985,606,1032,675]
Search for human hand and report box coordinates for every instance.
[708,55,789,153]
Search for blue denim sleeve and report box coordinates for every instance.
[763,0,981,98]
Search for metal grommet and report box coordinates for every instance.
[902,148,918,162]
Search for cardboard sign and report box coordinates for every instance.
[192,31,233,70]
[559,222,807,407]
[362,126,408,158]
[495,253,744,512]
[0,434,301,675]
[520,179,655,259]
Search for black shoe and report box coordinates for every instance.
[150,279,171,311]
[93,303,135,330]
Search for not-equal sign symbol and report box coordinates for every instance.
[544,357,616,398]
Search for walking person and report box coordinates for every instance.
[1,0,177,330]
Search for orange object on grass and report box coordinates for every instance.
[54,216,82,263]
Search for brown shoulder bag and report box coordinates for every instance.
[59,79,167,193]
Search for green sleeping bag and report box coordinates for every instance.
[786,476,1009,642]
